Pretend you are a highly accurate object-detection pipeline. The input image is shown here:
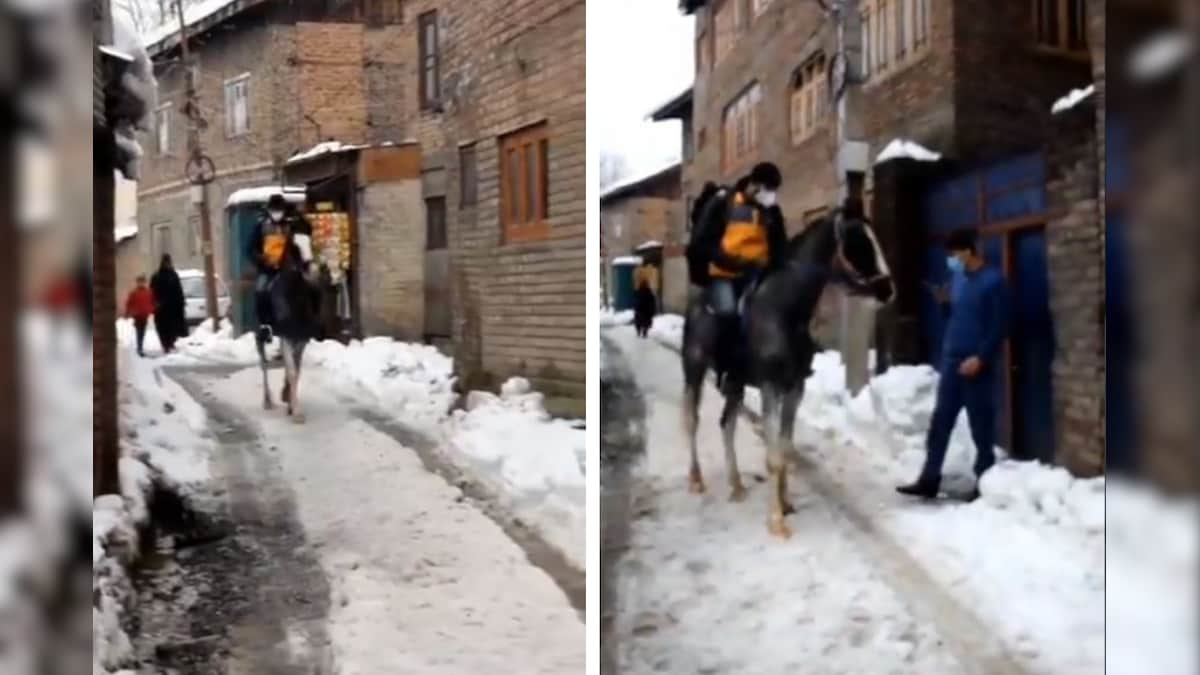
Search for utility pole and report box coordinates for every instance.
[175,0,220,332]
[825,0,874,394]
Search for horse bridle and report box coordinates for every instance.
[832,211,890,288]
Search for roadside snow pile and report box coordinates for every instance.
[598,308,634,327]
[116,317,279,365]
[647,313,684,350]
[306,337,457,428]
[446,378,586,568]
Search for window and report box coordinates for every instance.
[861,0,930,81]
[1035,0,1087,54]
[790,53,827,144]
[425,197,447,250]
[499,123,550,243]
[224,74,250,137]
[364,0,403,26]
[713,0,737,65]
[721,83,761,172]
[418,11,441,109]
[153,223,173,261]
[459,144,478,207]
[155,103,172,156]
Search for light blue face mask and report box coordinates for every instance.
[946,255,965,274]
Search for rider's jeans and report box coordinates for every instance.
[707,278,741,317]
[255,272,273,327]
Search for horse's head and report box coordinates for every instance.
[830,209,895,305]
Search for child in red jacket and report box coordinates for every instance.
[124,275,155,357]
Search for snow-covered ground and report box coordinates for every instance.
[200,369,585,673]
[604,324,1115,674]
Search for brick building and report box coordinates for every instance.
[599,163,686,312]
[139,0,585,408]
[401,0,586,407]
[677,0,1104,473]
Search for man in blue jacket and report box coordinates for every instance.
[898,228,1009,499]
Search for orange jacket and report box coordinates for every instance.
[125,287,156,320]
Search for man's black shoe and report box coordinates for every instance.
[896,479,940,499]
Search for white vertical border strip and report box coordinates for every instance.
[583,0,600,671]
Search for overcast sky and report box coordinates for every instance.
[592,0,694,184]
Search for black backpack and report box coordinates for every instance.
[685,183,728,287]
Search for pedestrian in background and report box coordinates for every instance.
[124,274,155,357]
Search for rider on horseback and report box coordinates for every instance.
[687,162,789,379]
[248,193,313,343]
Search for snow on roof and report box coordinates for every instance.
[1051,84,1096,114]
[875,139,942,165]
[1129,31,1194,82]
[287,141,365,164]
[98,45,135,62]
[141,0,240,48]
[115,223,138,243]
[600,161,681,200]
[225,186,306,207]
[635,240,663,251]
[611,256,643,265]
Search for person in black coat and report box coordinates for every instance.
[150,254,186,353]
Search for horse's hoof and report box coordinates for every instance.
[292,413,306,425]
[782,500,797,516]
[263,400,274,411]
[729,483,748,503]
[767,515,793,539]
[688,473,707,495]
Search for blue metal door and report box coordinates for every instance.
[1010,230,1056,462]
[1106,116,1133,473]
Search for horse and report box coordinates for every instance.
[682,197,895,538]
[255,236,320,423]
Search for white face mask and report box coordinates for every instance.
[269,210,284,222]
[756,190,778,208]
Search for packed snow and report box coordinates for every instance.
[1051,84,1096,114]
[199,369,585,672]
[875,138,942,164]
[598,308,634,327]
[603,323,1110,674]
[446,379,586,568]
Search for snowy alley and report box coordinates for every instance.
[99,324,585,674]
[600,317,1108,675]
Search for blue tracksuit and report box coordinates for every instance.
[921,265,1010,483]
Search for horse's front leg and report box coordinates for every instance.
[761,384,792,539]
[280,340,303,423]
[683,380,706,494]
[258,336,273,410]
[777,382,804,515]
[720,382,747,502]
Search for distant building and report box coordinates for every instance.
[599,163,685,313]
[138,0,585,409]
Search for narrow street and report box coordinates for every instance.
[601,325,1040,675]
[133,365,585,675]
